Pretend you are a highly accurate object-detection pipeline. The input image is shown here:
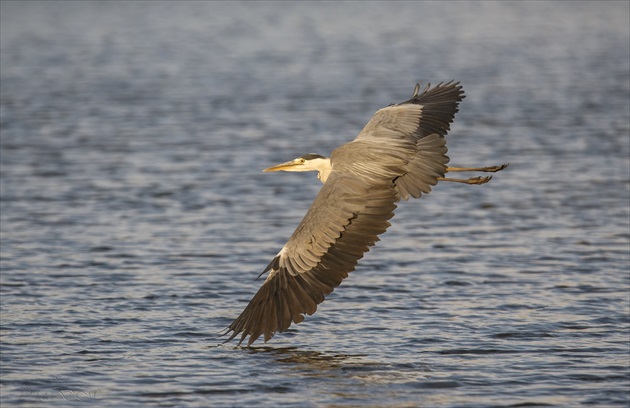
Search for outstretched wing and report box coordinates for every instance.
[224,172,398,346]
[356,81,465,143]
[351,81,464,199]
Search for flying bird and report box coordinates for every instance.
[223,82,507,346]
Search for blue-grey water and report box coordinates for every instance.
[1,2,629,407]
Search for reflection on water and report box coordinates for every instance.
[249,346,373,375]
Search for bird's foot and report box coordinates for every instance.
[438,176,493,185]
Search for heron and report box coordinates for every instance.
[223,81,507,346]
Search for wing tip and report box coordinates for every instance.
[412,83,421,98]
[411,80,464,100]
[220,325,267,347]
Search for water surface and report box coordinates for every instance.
[1,2,629,407]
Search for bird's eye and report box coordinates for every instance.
[299,159,306,164]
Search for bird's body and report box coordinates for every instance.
[224,82,507,346]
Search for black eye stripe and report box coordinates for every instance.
[300,153,326,161]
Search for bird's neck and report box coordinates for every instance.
[312,157,332,183]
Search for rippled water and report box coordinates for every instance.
[1,2,629,407]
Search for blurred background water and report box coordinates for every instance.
[1,1,629,407]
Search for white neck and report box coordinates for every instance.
[310,157,332,183]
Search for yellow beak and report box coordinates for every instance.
[263,160,299,172]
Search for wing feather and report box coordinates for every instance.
[224,173,398,345]
[356,81,464,143]
[350,82,463,200]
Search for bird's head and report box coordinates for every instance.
[263,153,328,173]
[263,153,332,182]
